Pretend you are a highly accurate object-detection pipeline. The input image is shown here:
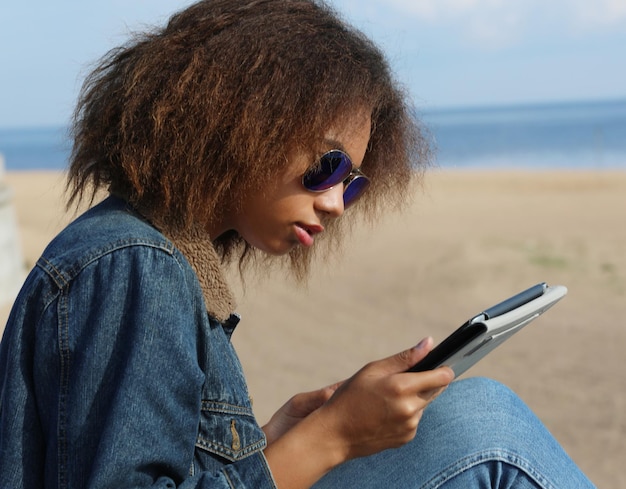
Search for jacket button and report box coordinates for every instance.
[230,419,241,451]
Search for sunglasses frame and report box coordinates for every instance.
[301,150,370,208]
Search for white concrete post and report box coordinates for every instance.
[0,153,26,308]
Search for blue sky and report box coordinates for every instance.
[1,0,625,128]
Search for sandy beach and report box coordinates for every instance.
[1,168,625,488]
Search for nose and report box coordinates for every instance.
[314,185,345,218]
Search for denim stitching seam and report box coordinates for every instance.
[57,292,70,489]
[421,449,558,489]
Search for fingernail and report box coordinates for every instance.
[415,337,430,350]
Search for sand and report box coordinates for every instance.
[1,169,625,488]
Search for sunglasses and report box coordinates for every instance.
[301,150,370,209]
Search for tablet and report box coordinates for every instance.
[408,283,568,377]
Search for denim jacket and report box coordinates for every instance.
[0,196,277,489]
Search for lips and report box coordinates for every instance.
[294,223,324,248]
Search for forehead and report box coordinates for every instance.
[322,112,372,167]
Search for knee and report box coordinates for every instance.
[423,377,538,443]
[438,376,523,411]
[448,376,520,406]
[417,378,589,488]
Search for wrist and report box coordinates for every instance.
[300,406,350,465]
[263,407,348,488]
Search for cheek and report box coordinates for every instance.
[232,168,312,250]
[237,193,313,253]
[236,196,288,241]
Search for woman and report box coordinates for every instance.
[0,1,595,488]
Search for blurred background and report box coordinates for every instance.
[1,1,625,487]
[1,1,625,170]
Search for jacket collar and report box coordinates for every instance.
[116,193,237,322]
[166,225,237,323]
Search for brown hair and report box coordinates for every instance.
[67,0,432,277]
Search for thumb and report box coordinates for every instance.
[292,385,338,413]
[374,337,434,374]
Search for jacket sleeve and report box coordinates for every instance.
[49,245,277,489]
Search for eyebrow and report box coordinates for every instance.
[322,138,347,153]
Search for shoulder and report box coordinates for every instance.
[38,196,187,286]
[48,195,173,253]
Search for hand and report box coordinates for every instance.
[263,382,343,444]
[311,337,454,461]
[262,338,454,489]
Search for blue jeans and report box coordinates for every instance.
[313,377,595,488]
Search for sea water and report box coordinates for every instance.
[0,126,71,171]
[1,98,625,171]
[422,98,626,169]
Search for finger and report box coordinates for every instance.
[406,367,454,404]
[389,366,454,403]
[366,337,434,375]
[416,382,450,403]
[412,366,455,392]
[325,380,344,394]
[297,389,334,412]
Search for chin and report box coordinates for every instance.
[248,239,296,256]
[265,244,298,256]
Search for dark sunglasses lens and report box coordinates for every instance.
[343,176,370,208]
[303,152,352,191]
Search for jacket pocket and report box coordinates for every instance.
[195,400,266,463]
